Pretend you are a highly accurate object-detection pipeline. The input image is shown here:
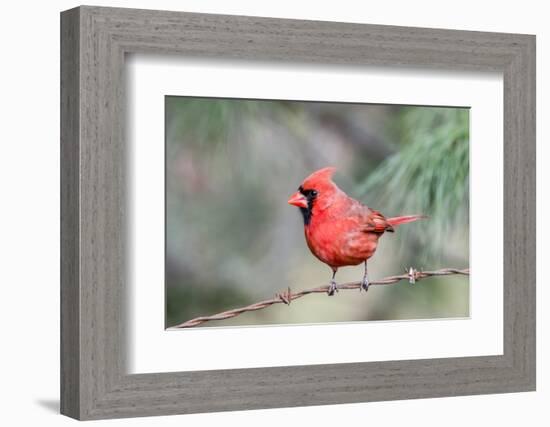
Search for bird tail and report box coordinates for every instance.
[386,215,427,228]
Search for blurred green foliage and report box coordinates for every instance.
[165,97,469,328]
[357,107,469,262]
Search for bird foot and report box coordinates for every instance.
[327,280,338,296]
[360,277,370,292]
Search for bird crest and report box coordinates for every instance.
[301,166,337,190]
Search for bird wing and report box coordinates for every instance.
[340,200,393,233]
[361,209,394,233]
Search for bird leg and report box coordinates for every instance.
[361,261,370,292]
[327,268,338,296]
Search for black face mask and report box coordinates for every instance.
[298,186,318,226]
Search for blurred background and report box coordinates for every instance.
[165,97,469,328]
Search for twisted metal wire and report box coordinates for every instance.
[170,267,470,329]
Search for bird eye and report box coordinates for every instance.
[311,190,318,197]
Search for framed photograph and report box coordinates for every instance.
[60,6,535,420]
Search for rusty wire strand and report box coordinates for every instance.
[170,267,470,329]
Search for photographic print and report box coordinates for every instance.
[165,97,470,329]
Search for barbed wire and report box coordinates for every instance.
[170,267,470,329]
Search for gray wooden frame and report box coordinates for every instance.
[60,5,536,420]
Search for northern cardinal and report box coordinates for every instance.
[288,167,425,296]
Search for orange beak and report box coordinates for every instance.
[287,191,308,209]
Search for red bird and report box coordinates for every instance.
[288,167,425,296]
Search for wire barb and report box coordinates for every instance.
[408,266,419,284]
[277,287,292,305]
[170,267,470,329]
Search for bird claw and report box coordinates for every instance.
[327,280,338,296]
[360,278,370,292]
